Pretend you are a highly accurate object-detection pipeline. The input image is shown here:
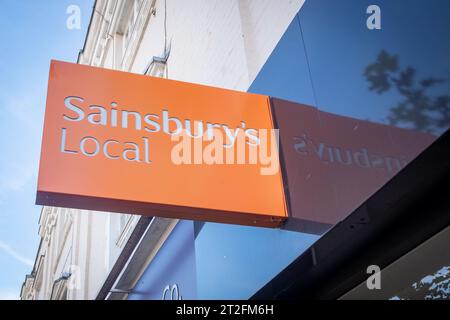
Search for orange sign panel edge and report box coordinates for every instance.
[36,60,288,228]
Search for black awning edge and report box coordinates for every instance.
[252,129,450,300]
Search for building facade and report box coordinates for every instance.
[22,0,450,300]
[21,0,306,300]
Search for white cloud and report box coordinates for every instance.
[0,240,33,267]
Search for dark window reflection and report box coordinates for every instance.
[342,226,450,300]
[390,265,450,300]
[299,0,450,134]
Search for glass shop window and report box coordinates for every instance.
[194,0,450,300]
[194,13,319,300]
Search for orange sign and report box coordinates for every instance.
[36,60,287,227]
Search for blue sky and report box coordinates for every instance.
[0,0,93,299]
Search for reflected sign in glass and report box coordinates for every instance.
[272,98,435,233]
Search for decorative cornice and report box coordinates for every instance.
[79,0,157,71]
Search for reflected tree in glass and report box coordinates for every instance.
[390,265,450,300]
[364,50,450,135]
